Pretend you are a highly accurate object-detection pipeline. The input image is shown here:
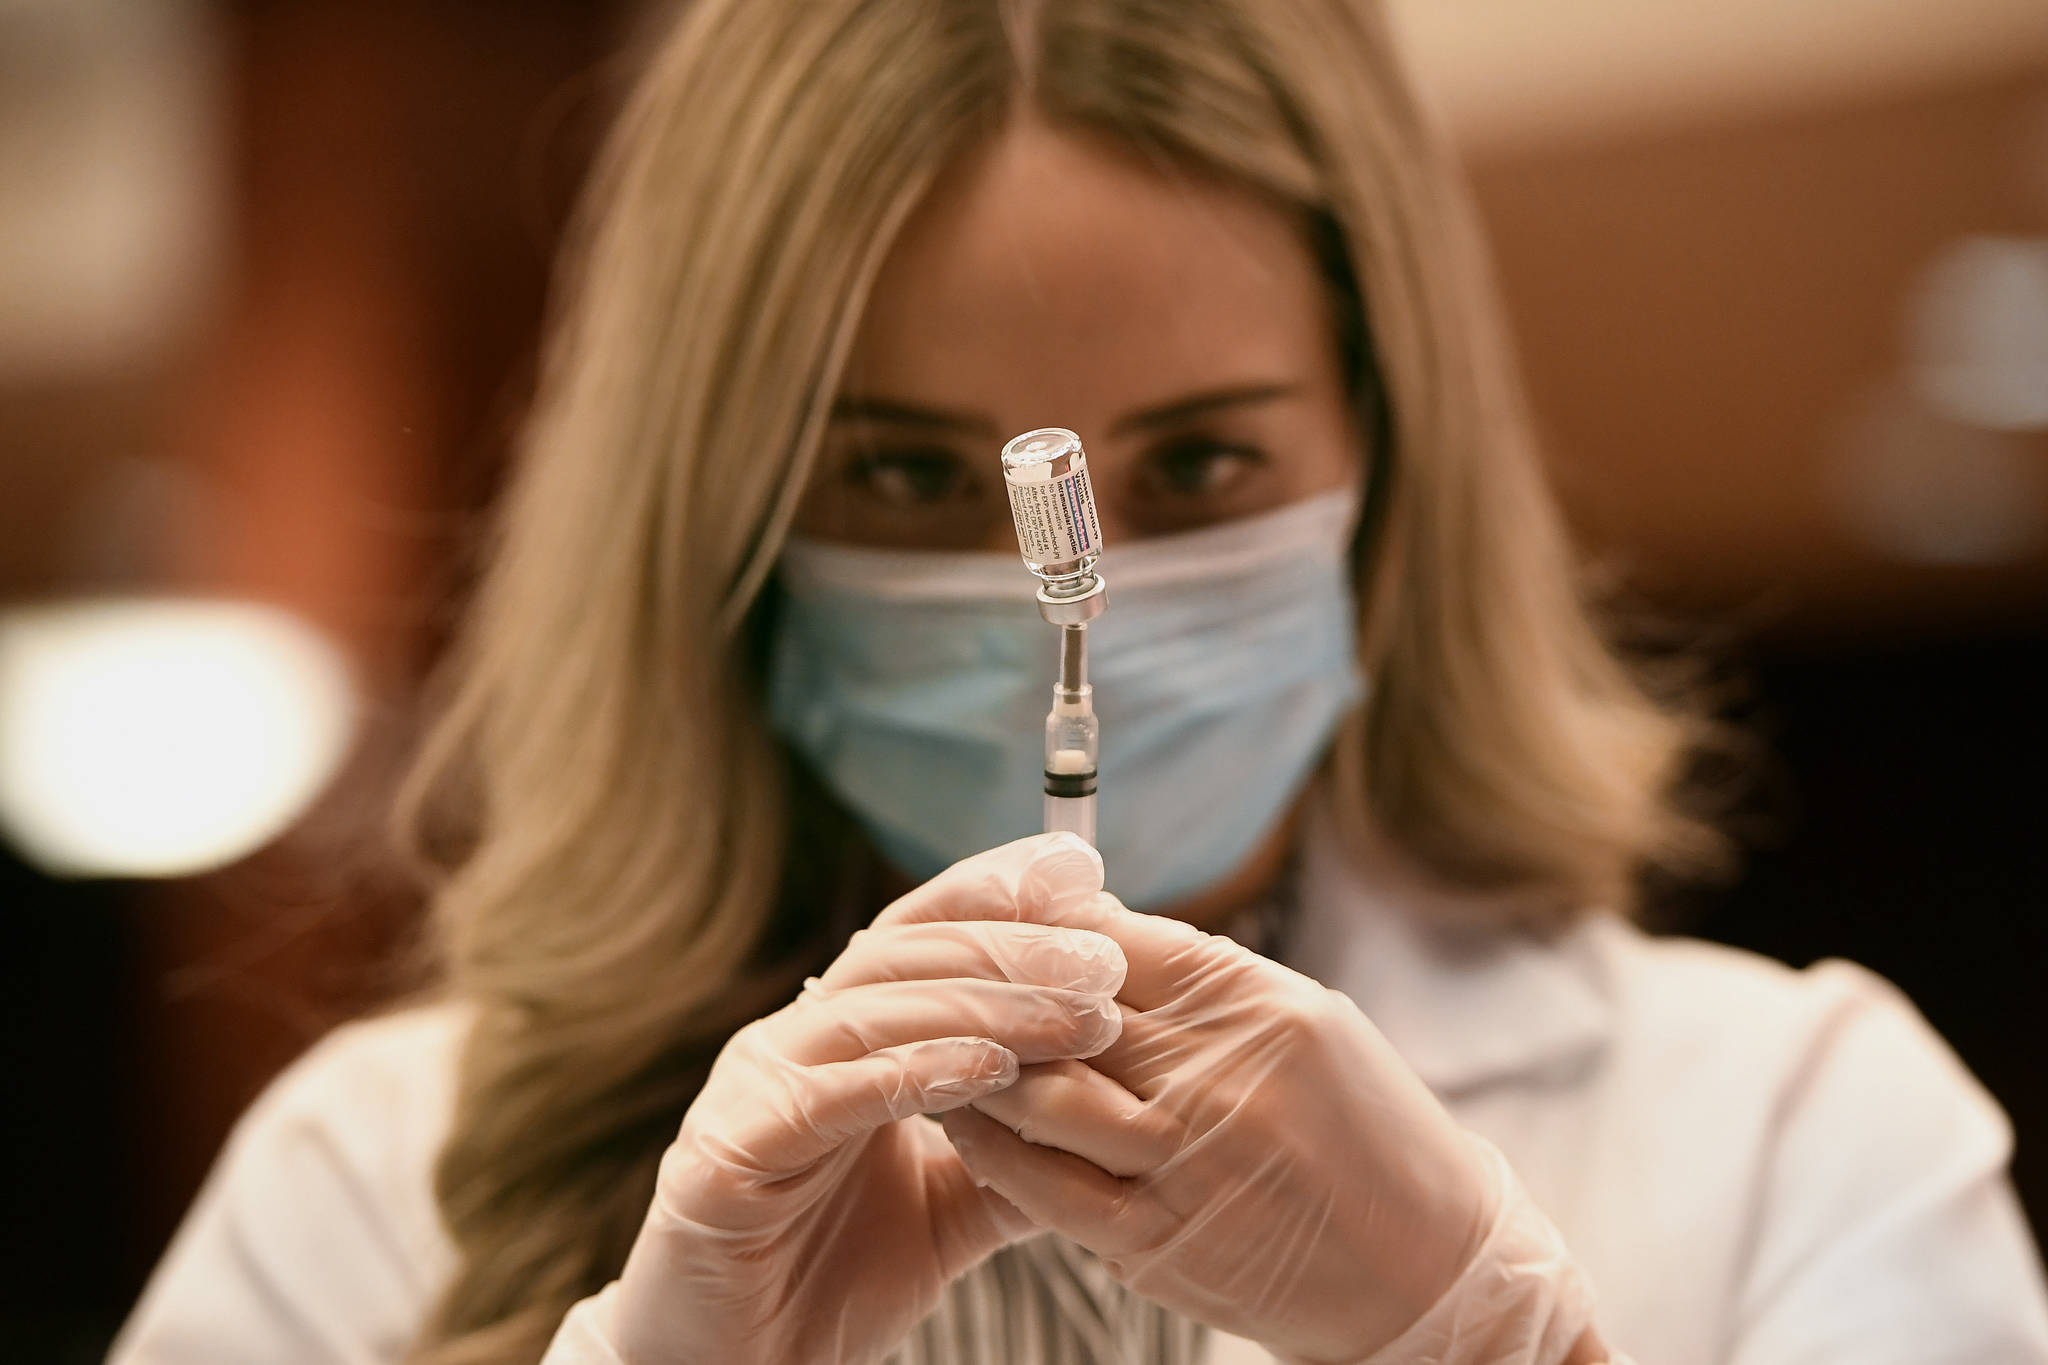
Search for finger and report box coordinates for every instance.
[940,1106,1173,1263]
[817,921,1127,996]
[967,1059,1182,1177]
[761,978,1123,1067]
[873,832,1105,930]
[684,1037,1019,1183]
[868,831,1232,1013]
[1080,1003,1191,1099]
[1042,891,1243,1012]
[908,1116,1044,1278]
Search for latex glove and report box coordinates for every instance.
[598,833,1124,1365]
[920,896,1601,1365]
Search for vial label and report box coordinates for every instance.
[1005,463,1100,565]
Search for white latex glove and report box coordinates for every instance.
[916,894,1605,1365]
[597,833,1125,1365]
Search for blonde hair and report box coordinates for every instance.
[397,1,1725,1358]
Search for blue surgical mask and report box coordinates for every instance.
[766,490,1365,910]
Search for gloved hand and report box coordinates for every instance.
[596,833,1126,1365]
[908,890,1602,1365]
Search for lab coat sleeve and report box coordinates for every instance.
[1727,960,2048,1363]
[108,1016,464,1365]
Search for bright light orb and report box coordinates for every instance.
[1909,235,2048,432]
[0,597,356,878]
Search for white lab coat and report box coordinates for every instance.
[110,811,2048,1364]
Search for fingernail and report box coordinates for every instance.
[1071,994,1123,1055]
[1013,927,1126,994]
[975,1041,1020,1084]
[1033,832,1104,885]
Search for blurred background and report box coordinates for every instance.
[2,1,2044,1357]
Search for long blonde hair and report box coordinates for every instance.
[397,1,1725,1358]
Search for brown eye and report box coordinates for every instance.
[1140,439,1266,499]
[844,449,978,507]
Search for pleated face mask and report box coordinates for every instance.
[766,489,1365,911]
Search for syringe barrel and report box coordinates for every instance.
[1045,698,1098,787]
[1044,699,1099,847]
[1001,427,1102,587]
[1044,791,1098,845]
[1043,624,1098,846]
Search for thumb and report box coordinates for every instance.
[920,1125,1041,1278]
[683,1036,1022,1187]
[874,832,1104,930]
[771,1036,1023,1172]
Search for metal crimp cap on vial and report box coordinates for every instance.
[1035,576,1106,626]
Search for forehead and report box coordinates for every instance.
[844,120,1335,415]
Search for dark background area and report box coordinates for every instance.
[2,3,2044,1359]
[1675,633,2047,1232]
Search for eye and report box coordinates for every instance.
[1138,438,1267,499]
[842,448,978,507]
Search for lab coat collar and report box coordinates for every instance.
[1281,798,1616,1096]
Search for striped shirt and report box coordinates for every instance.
[893,1237,1207,1365]
[888,893,1292,1365]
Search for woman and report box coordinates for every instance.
[112,1,2048,1363]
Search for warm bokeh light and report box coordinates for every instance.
[0,597,355,878]
[1909,236,2048,433]
[1831,384,2047,566]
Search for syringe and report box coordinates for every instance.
[1000,427,1107,846]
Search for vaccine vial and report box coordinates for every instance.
[1000,427,1102,591]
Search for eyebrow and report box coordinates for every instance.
[1110,382,1300,437]
[829,396,997,436]
[828,381,1301,440]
